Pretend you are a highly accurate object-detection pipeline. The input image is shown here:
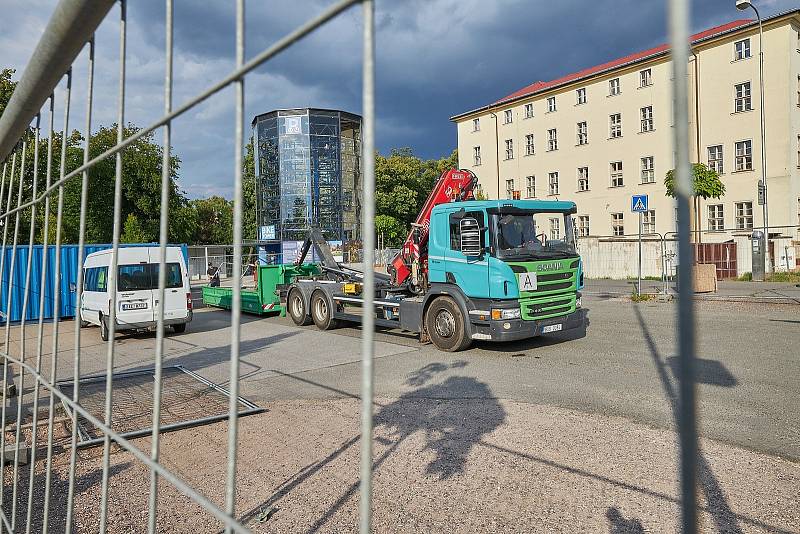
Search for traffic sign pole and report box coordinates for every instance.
[638,212,642,296]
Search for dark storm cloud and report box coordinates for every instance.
[2,0,797,198]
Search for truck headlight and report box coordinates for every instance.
[491,308,520,320]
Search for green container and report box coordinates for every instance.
[202,263,320,316]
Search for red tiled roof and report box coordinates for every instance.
[494,19,753,105]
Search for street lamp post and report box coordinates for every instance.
[737,0,769,274]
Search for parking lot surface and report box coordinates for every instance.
[4,295,799,532]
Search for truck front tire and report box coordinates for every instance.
[311,291,339,331]
[425,296,472,352]
[288,288,312,326]
[100,316,110,342]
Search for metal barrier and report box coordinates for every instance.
[0,0,716,532]
[0,0,373,532]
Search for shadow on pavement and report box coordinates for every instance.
[632,305,744,534]
[666,356,738,388]
[606,506,645,534]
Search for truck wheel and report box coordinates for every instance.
[311,291,339,331]
[425,296,472,352]
[287,288,312,326]
[100,316,110,342]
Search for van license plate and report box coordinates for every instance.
[121,302,148,310]
[542,324,562,333]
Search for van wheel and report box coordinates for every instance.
[80,319,89,328]
[311,291,339,331]
[425,296,472,352]
[287,288,312,326]
[172,323,186,334]
[100,316,110,342]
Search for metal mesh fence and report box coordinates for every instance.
[0,0,704,532]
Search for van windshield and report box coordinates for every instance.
[118,263,183,291]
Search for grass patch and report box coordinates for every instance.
[630,291,655,302]
[736,271,800,283]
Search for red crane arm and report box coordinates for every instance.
[389,168,478,288]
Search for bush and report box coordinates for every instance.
[737,272,752,281]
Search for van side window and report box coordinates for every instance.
[84,268,96,292]
[96,267,107,291]
[449,211,485,251]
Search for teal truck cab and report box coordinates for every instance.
[399,198,585,349]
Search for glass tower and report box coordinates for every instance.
[252,109,362,260]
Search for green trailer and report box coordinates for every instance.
[202,263,320,316]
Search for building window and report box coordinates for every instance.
[524,103,534,118]
[472,118,480,132]
[642,210,656,234]
[612,213,624,236]
[609,77,621,96]
[577,121,588,145]
[641,156,655,183]
[734,82,752,112]
[640,106,654,132]
[525,175,535,198]
[505,139,514,160]
[504,109,513,124]
[640,68,652,87]
[505,179,515,199]
[735,201,753,229]
[708,145,723,174]
[610,161,623,187]
[708,204,724,231]
[473,146,481,166]
[735,140,753,171]
[734,38,751,60]
[525,134,535,156]
[547,129,558,151]
[547,96,557,112]
[797,134,800,167]
[549,217,561,240]
[610,113,622,138]
[576,88,587,105]
[578,215,590,237]
[578,167,589,191]
[797,76,800,107]
[548,172,559,195]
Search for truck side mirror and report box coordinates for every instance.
[460,217,483,257]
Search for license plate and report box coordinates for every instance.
[518,272,538,291]
[121,302,148,311]
[542,323,562,333]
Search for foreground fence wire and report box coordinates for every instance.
[0,0,697,532]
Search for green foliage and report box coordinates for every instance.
[737,272,753,281]
[191,196,233,244]
[0,68,16,116]
[630,290,654,302]
[121,213,148,243]
[242,138,257,241]
[375,215,407,247]
[375,147,459,233]
[664,163,725,200]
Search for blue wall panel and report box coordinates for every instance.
[0,243,189,323]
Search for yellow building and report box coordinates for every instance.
[452,10,800,242]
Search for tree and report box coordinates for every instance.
[0,68,16,116]
[375,214,407,248]
[121,213,148,243]
[192,196,233,244]
[242,138,257,241]
[665,163,725,239]
[374,148,459,232]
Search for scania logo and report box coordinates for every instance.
[537,263,561,272]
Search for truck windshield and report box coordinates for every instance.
[492,212,577,260]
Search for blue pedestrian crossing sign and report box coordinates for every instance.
[631,194,649,213]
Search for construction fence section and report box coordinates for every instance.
[579,226,800,281]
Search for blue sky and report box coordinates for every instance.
[1,0,796,199]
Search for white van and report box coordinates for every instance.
[80,246,192,340]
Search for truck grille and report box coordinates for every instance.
[530,280,573,293]
[537,272,572,283]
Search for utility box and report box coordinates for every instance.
[751,230,765,281]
